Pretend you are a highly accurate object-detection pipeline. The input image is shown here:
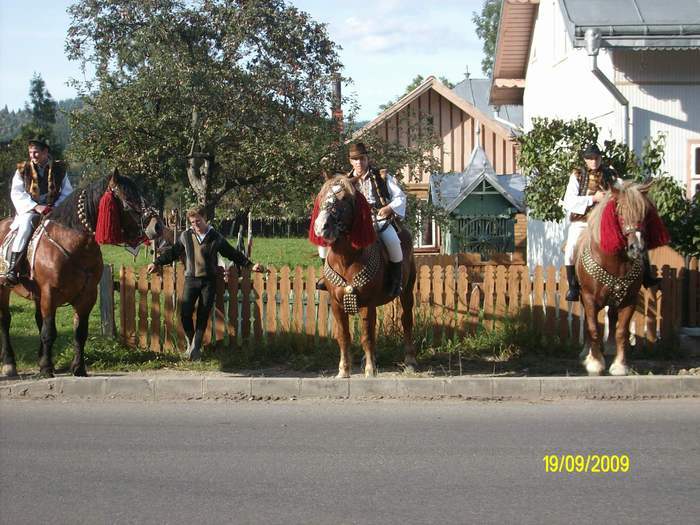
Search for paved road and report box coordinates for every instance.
[1,400,698,525]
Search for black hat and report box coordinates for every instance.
[582,144,602,158]
[28,136,50,150]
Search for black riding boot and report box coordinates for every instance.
[387,261,403,298]
[642,253,661,288]
[315,258,327,291]
[565,265,580,301]
[3,251,26,286]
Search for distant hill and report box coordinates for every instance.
[0,97,83,146]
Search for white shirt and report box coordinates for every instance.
[354,169,407,218]
[561,172,594,216]
[10,162,73,215]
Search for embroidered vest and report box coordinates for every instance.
[18,160,67,206]
[570,166,616,222]
[352,167,391,210]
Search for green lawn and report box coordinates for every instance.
[100,236,320,270]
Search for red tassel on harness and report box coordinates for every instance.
[308,195,328,247]
[599,199,626,254]
[349,192,377,249]
[644,206,670,250]
[95,190,123,245]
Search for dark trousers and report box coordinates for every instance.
[180,277,217,339]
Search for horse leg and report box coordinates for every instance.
[399,269,417,373]
[37,295,58,378]
[609,306,634,376]
[582,299,605,375]
[0,288,17,377]
[359,307,377,377]
[331,302,352,379]
[70,289,98,377]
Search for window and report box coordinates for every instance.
[689,142,700,198]
[414,209,437,250]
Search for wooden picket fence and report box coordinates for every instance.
[101,260,699,353]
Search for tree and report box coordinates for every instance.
[26,74,57,129]
[378,75,455,111]
[472,0,501,77]
[66,0,342,218]
[517,118,699,258]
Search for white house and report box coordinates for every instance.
[490,0,700,267]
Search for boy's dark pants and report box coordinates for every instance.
[180,276,217,349]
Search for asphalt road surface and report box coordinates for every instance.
[1,399,698,525]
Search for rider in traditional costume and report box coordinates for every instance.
[312,142,406,298]
[2,137,72,286]
[562,144,661,301]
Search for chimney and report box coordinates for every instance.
[331,75,343,135]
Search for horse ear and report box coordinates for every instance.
[638,179,655,194]
[108,167,121,186]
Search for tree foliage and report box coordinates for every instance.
[517,117,699,258]
[472,0,501,77]
[66,0,343,218]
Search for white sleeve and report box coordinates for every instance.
[10,170,38,214]
[562,173,593,215]
[386,174,406,218]
[54,173,73,206]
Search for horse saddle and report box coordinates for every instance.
[0,215,44,281]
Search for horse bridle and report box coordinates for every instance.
[321,184,352,235]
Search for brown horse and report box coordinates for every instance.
[0,169,162,377]
[575,181,668,376]
[312,176,417,378]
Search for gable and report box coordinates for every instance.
[358,76,519,180]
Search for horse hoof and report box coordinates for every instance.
[609,362,628,376]
[336,372,350,379]
[2,364,17,377]
[38,368,55,379]
[71,367,88,377]
[583,354,605,376]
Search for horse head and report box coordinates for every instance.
[590,180,666,260]
[107,168,163,244]
[313,176,359,245]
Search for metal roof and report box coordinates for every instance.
[452,78,523,129]
[430,146,525,213]
[561,0,700,48]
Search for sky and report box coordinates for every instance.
[0,0,487,122]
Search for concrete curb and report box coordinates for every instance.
[1,375,699,402]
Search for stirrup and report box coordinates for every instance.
[565,287,580,301]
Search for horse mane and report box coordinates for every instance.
[50,177,109,231]
[588,180,649,246]
[319,174,356,200]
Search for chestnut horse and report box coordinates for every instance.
[312,176,417,378]
[0,169,162,377]
[575,181,668,376]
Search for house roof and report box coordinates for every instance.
[429,145,525,213]
[451,78,523,129]
[490,0,700,105]
[561,0,700,48]
[356,75,514,140]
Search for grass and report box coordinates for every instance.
[100,236,320,271]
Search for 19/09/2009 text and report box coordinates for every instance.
[543,454,630,473]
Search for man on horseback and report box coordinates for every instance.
[1,137,73,286]
[147,206,266,360]
[562,144,660,301]
[316,142,407,298]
